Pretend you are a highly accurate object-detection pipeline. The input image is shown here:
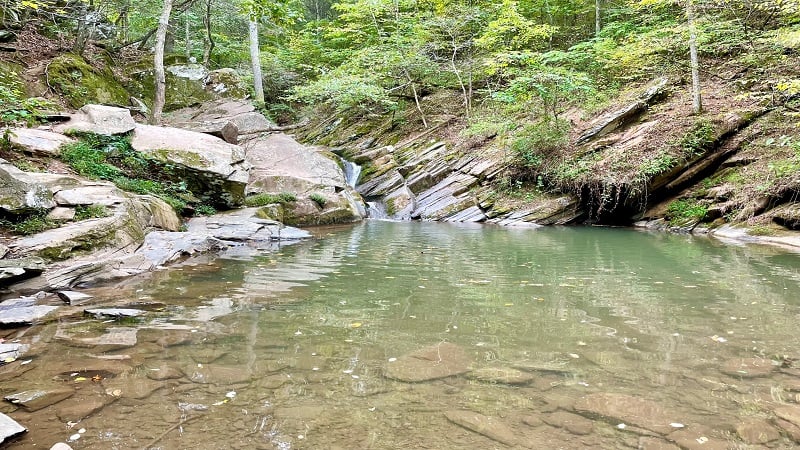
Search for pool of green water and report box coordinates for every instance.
[3,221,800,449]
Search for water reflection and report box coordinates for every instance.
[3,222,800,449]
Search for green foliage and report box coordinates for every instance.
[195,205,217,216]
[0,84,55,127]
[677,119,716,157]
[510,119,569,169]
[245,192,297,206]
[74,205,110,221]
[639,151,676,177]
[309,193,327,207]
[666,199,707,225]
[0,210,58,236]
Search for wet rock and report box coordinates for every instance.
[774,418,800,442]
[84,308,144,318]
[667,425,730,450]
[410,173,478,221]
[50,443,73,450]
[735,418,780,444]
[55,326,138,349]
[145,364,184,381]
[775,405,800,428]
[186,208,311,242]
[56,290,92,305]
[444,410,517,446]
[638,437,681,450]
[469,366,534,385]
[275,405,324,419]
[573,393,679,435]
[720,357,777,378]
[55,397,108,422]
[183,364,251,384]
[0,343,28,361]
[542,411,594,435]
[131,124,249,207]
[385,342,471,382]
[0,305,58,326]
[5,388,74,411]
[7,128,74,156]
[521,415,544,427]
[103,377,164,399]
[0,413,26,444]
[55,104,137,135]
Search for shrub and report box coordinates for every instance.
[245,192,297,207]
[309,193,327,207]
[74,205,110,221]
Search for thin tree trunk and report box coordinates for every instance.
[687,0,702,114]
[404,69,427,128]
[595,0,601,37]
[202,0,213,66]
[185,12,191,60]
[249,19,265,104]
[151,0,173,125]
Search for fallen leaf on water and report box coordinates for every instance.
[350,322,362,328]
[74,377,87,382]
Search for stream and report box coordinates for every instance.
[2,221,800,449]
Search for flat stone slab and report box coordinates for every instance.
[444,410,517,446]
[0,343,28,361]
[5,388,74,411]
[56,326,138,348]
[56,104,136,135]
[57,291,93,305]
[721,357,777,378]
[385,342,471,382]
[0,257,46,284]
[775,405,800,428]
[574,393,679,435]
[469,366,534,385]
[8,127,74,155]
[0,305,59,326]
[736,418,780,444]
[0,412,26,444]
[542,411,594,435]
[53,185,127,206]
[85,308,144,318]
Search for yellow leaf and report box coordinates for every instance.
[74,377,87,382]
[350,322,362,328]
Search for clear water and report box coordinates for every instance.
[3,221,800,449]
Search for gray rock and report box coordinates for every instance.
[0,244,7,258]
[50,443,73,450]
[0,343,28,361]
[0,412,26,444]
[131,124,249,207]
[7,128,74,156]
[55,104,137,135]
[56,290,93,305]
[385,342,471,382]
[46,207,76,221]
[53,185,127,206]
[0,160,56,213]
[0,257,46,284]
[0,297,36,310]
[167,64,208,80]
[5,388,74,411]
[85,308,144,318]
[0,305,59,326]
[444,410,517,446]
[186,208,310,242]
[55,326,138,348]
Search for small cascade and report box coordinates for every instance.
[366,201,389,219]
[340,158,362,188]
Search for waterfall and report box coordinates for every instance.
[366,201,389,219]
[340,158,362,188]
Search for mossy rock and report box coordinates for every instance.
[0,60,26,95]
[127,67,215,112]
[46,54,130,109]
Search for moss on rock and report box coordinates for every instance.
[46,54,130,109]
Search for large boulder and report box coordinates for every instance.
[6,128,75,156]
[55,104,137,136]
[0,159,56,213]
[245,133,366,224]
[45,54,130,109]
[130,124,249,207]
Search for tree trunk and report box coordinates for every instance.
[185,12,191,60]
[151,0,173,125]
[595,0,601,37]
[687,0,702,114]
[249,19,265,104]
[202,0,214,66]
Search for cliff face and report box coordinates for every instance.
[297,72,800,246]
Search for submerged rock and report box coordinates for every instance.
[468,366,534,385]
[736,418,780,444]
[542,411,594,435]
[0,413,26,444]
[444,410,517,446]
[573,393,679,435]
[384,342,471,382]
[720,357,777,378]
[5,388,74,411]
